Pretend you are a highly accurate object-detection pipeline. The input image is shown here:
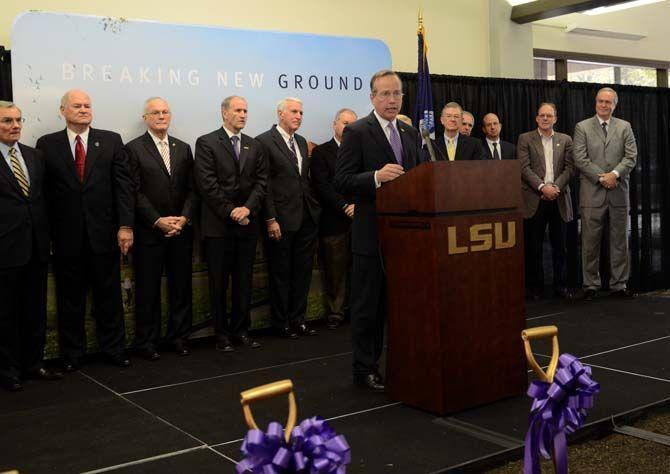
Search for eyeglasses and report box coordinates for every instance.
[375,91,404,99]
[145,110,171,117]
[0,117,25,125]
[442,114,462,120]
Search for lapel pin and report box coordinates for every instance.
[243,146,250,150]
[556,143,560,148]
[172,142,176,147]
[94,142,100,147]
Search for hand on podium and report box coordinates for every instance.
[377,164,404,183]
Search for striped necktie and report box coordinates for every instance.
[159,140,171,174]
[9,146,29,197]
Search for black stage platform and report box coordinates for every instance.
[1,292,669,473]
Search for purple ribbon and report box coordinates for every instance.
[238,417,351,473]
[524,353,600,474]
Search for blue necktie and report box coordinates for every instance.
[230,135,240,160]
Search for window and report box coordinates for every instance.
[534,58,555,80]
[567,60,656,86]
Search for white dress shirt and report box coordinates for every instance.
[276,125,303,173]
[66,127,90,160]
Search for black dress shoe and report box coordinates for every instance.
[295,323,317,336]
[327,314,344,330]
[216,338,235,352]
[353,374,385,392]
[584,289,597,301]
[174,341,190,356]
[611,288,636,299]
[26,368,64,381]
[1,376,23,392]
[137,349,160,361]
[235,334,261,349]
[62,357,81,372]
[276,327,298,339]
[108,354,131,368]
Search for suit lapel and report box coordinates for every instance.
[0,147,23,197]
[83,128,100,183]
[297,135,309,178]
[531,132,546,177]
[218,128,241,175]
[366,113,396,165]
[141,132,170,178]
[57,130,80,184]
[397,122,414,168]
[605,117,617,147]
[239,134,251,172]
[271,126,300,175]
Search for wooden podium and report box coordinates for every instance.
[377,160,527,415]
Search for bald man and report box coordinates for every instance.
[37,90,134,371]
[481,113,516,160]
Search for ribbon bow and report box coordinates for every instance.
[524,353,600,474]
[238,417,351,473]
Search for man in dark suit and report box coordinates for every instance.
[37,90,133,371]
[311,108,357,330]
[460,111,475,137]
[518,102,575,299]
[482,113,516,160]
[433,102,486,161]
[257,98,321,339]
[573,87,637,301]
[195,95,268,352]
[0,101,62,392]
[334,70,420,392]
[126,97,196,360]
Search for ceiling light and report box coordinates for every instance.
[583,0,664,16]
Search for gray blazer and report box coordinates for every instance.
[572,116,637,208]
[518,130,574,222]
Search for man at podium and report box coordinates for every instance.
[334,70,420,392]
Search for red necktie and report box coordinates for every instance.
[75,135,86,182]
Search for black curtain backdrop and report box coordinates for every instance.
[0,51,667,291]
[399,72,670,292]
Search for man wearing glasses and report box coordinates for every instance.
[433,102,486,161]
[125,97,197,360]
[518,102,575,300]
[334,70,419,392]
[0,101,62,391]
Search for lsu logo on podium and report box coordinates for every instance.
[447,221,516,255]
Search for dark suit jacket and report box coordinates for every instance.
[310,138,352,236]
[194,127,268,238]
[334,112,420,256]
[433,134,486,161]
[36,128,134,257]
[518,130,575,222]
[0,143,50,269]
[126,132,197,245]
[257,125,320,232]
[482,139,516,160]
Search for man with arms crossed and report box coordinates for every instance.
[334,70,420,391]
[573,87,637,300]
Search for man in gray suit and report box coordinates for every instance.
[519,102,574,299]
[573,87,637,300]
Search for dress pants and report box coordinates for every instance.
[133,230,193,351]
[581,204,629,291]
[318,230,351,321]
[266,211,318,330]
[350,253,385,376]
[0,249,47,380]
[54,233,126,360]
[527,200,567,292]
[206,225,258,340]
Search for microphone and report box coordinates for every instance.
[421,127,445,161]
